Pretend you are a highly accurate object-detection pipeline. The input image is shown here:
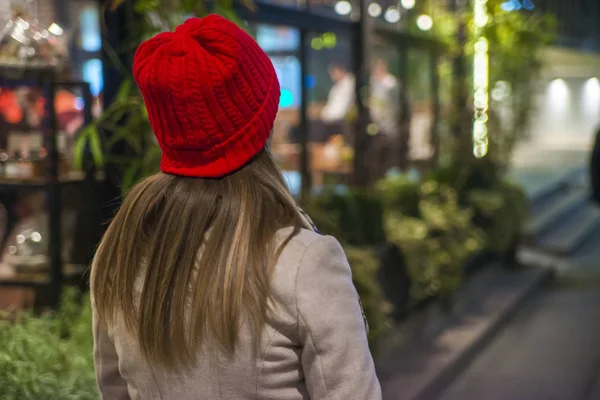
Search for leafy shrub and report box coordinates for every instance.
[469,182,528,254]
[0,289,97,400]
[304,188,385,246]
[427,161,529,255]
[376,175,420,218]
[380,180,484,300]
[344,246,392,349]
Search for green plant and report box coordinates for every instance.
[344,246,392,350]
[468,180,529,254]
[376,175,420,218]
[0,289,97,400]
[380,178,484,300]
[422,0,555,168]
[428,161,529,255]
[303,189,386,246]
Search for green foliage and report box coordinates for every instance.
[379,178,484,300]
[376,175,420,218]
[303,189,386,246]
[481,2,556,167]
[427,161,529,254]
[468,180,529,253]
[0,289,97,400]
[423,0,556,168]
[344,246,392,350]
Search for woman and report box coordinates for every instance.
[91,15,381,400]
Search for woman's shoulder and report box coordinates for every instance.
[271,227,345,304]
[275,227,322,257]
[275,227,345,269]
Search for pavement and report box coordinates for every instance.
[377,265,553,400]
[439,283,600,400]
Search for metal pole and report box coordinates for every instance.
[430,50,441,164]
[450,0,469,143]
[45,74,62,307]
[351,0,371,187]
[299,29,311,201]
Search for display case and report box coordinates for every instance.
[0,65,96,307]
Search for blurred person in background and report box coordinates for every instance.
[309,61,356,143]
[90,15,381,400]
[368,58,401,180]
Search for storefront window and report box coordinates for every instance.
[405,48,435,166]
[370,37,404,179]
[0,1,99,287]
[306,30,354,187]
[79,7,101,52]
[248,23,303,196]
[437,56,453,163]
[70,1,102,105]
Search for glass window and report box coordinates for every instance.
[248,23,303,196]
[306,31,354,188]
[437,56,454,164]
[369,35,405,179]
[405,48,434,166]
[82,59,103,97]
[256,24,301,52]
[68,1,103,105]
[79,7,102,52]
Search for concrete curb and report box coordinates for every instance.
[413,267,554,400]
[379,266,554,400]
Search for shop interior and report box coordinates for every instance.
[0,0,445,307]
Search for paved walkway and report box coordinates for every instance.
[439,283,600,400]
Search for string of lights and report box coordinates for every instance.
[473,0,489,158]
[334,0,432,31]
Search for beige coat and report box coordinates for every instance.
[92,228,382,399]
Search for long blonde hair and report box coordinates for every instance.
[91,149,306,370]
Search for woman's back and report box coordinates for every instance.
[91,14,380,399]
[94,228,380,399]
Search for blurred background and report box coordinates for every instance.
[0,0,599,399]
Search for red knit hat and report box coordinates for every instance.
[133,15,280,178]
